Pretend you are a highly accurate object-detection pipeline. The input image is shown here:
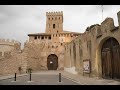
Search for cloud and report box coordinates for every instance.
[0,5,120,49]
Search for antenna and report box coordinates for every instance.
[101,5,103,21]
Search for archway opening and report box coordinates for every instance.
[101,37,120,79]
[47,54,58,70]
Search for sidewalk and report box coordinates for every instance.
[61,71,120,85]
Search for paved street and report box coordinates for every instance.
[0,71,120,85]
[0,71,79,85]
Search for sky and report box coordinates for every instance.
[0,5,120,49]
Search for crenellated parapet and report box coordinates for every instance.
[46,11,63,16]
[0,39,21,50]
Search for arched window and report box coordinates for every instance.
[59,17,60,20]
[53,24,55,29]
[48,17,50,20]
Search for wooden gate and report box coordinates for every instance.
[101,38,120,79]
[47,54,58,70]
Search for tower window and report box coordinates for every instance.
[55,17,57,20]
[34,36,37,39]
[38,36,40,39]
[48,18,50,20]
[52,18,53,20]
[52,46,54,48]
[53,24,55,29]
[59,17,60,19]
[57,31,58,33]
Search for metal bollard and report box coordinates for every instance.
[14,73,16,81]
[30,73,31,81]
[59,73,61,82]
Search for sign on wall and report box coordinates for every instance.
[83,59,91,73]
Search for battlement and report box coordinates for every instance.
[0,39,20,46]
[46,11,63,16]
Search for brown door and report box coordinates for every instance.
[112,45,120,79]
[102,48,112,78]
[101,38,120,79]
[47,54,58,70]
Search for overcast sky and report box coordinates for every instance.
[0,5,120,48]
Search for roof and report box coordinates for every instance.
[28,30,81,36]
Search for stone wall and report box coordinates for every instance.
[64,11,120,78]
[0,39,27,75]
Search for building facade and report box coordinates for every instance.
[0,11,120,80]
[24,11,80,71]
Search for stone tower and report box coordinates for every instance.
[46,11,63,33]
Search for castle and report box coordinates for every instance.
[0,11,120,79]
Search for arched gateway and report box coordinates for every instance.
[47,54,58,70]
[101,37,120,79]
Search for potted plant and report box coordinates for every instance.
[18,67,22,74]
[27,68,32,73]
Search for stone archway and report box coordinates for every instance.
[47,54,58,70]
[101,37,120,79]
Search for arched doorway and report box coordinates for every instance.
[47,54,58,70]
[101,37,120,79]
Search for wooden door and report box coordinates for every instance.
[47,54,58,70]
[101,38,120,79]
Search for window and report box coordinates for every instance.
[48,18,50,20]
[34,36,37,39]
[52,18,53,20]
[41,36,44,39]
[55,17,57,20]
[53,24,55,29]
[59,17,60,20]
[38,36,40,39]
[61,43,63,46]
[57,31,58,33]
[49,36,51,39]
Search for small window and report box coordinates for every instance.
[61,43,63,46]
[55,17,57,20]
[45,36,47,39]
[52,46,54,48]
[52,18,53,20]
[41,36,44,39]
[49,36,51,39]
[34,36,37,39]
[38,36,40,39]
[59,17,60,19]
[53,24,55,29]
[48,18,50,20]
[57,31,58,33]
